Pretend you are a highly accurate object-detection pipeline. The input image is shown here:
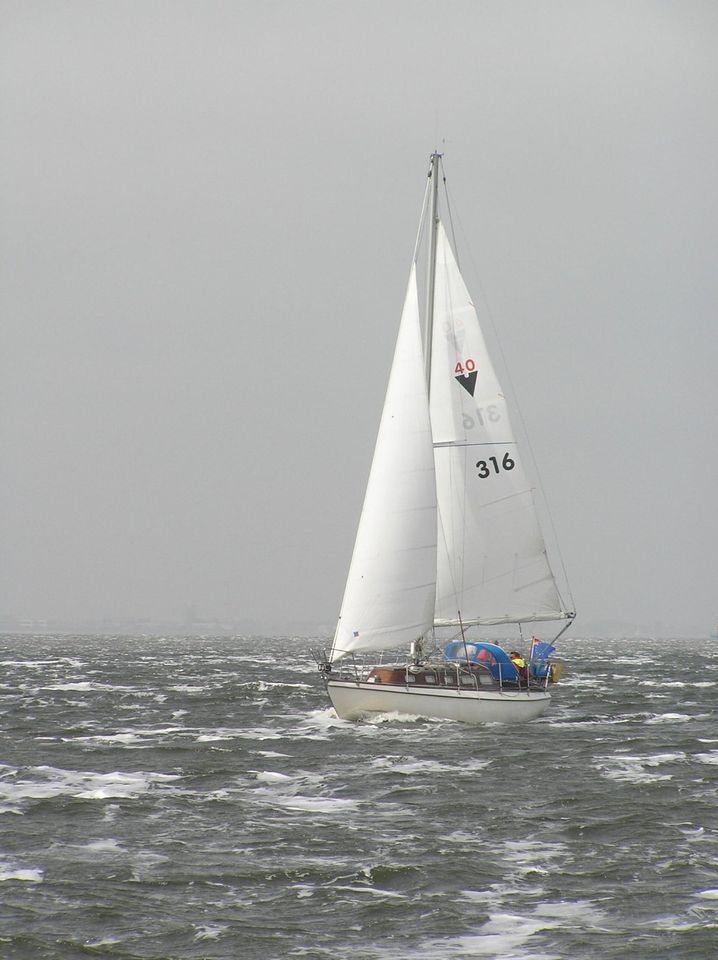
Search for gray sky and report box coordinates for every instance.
[2,0,717,636]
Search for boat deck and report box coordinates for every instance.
[331,660,550,694]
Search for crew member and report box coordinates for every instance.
[509,650,528,684]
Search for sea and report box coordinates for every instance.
[0,634,716,960]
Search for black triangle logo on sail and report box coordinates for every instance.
[455,371,477,396]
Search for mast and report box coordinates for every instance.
[424,152,441,388]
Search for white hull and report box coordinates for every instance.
[326,679,550,724]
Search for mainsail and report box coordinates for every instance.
[430,223,569,626]
[330,267,437,661]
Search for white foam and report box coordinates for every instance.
[370,756,491,776]
[460,888,504,903]
[501,838,568,866]
[255,771,293,784]
[0,765,181,804]
[195,726,281,742]
[1,659,83,668]
[223,726,284,741]
[638,680,687,688]
[645,712,691,724]
[533,899,606,923]
[66,726,189,746]
[79,839,124,852]
[612,656,657,665]
[193,924,229,941]
[333,884,406,900]
[0,865,43,882]
[272,795,360,814]
[103,804,121,822]
[371,709,448,724]
[697,889,718,899]
[41,682,136,692]
[594,752,684,784]
[694,750,718,765]
[418,914,554,957]
[291,883,315,899]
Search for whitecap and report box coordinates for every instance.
[196,726,280,742]
[193,924,229,941]
[273,795,360,814]
[645,713,691,724]
[459,888,504,903]
[697,889,718,899]
[370,756,491,776]
[254,771,293,784]
[227,727,284,741]
[78,839,125,852]
[501,839,568,864]
[291,883,315,899]
[533,899,606,923]
[0,866,43,882]
[418,914,555,957]
[0,765,181,805]
[42,682,136,692]
[333,884,406,899]
[638,680,687,688]
[594,753,683,784]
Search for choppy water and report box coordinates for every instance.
[1,635,716,959]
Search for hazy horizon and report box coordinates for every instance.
[2,1,717,638]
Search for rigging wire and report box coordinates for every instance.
[440,158,462,273]
[411,167,432,266]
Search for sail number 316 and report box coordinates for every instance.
[476,452,515,478]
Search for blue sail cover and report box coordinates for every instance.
[442,641,518,681]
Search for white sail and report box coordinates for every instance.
[330,266,437,661]
[429,223,569,626]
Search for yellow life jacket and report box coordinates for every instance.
[511,656,526,669]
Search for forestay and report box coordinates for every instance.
[330,267,437,661]
[429,223,569,626]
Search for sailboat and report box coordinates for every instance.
[319,153,575,723]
